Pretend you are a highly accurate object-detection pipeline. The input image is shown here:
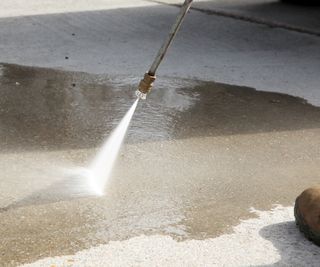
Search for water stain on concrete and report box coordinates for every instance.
[0,63,320,266]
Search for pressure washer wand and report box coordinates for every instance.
[136,0,193,99]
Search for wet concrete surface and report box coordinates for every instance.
[1,63,320,266]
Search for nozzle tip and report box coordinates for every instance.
[135,90,147,100]
[136,73,156,99]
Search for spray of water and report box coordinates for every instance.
[88,99,139,195]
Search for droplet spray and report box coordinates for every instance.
[88,99,138,195]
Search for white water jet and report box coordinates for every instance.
[88,99,139,195]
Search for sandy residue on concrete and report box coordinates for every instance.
[20,206,320,267]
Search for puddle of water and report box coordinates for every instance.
[0,63,199,151]
[1,63,320,266]
[0,63,319,153]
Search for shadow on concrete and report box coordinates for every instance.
[258,221,320,266]
[281,0,320,6]
[181,0,320,35]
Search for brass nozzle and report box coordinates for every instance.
[138,73,156,95]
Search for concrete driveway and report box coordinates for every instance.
[0,1,320,266]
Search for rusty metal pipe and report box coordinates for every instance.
[136,0,193,100]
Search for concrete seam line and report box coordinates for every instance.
[148,0,320,37]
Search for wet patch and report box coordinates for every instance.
[1,63,320,266]
[0,63,319,152]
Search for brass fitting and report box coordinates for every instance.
[136,73,156,99]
